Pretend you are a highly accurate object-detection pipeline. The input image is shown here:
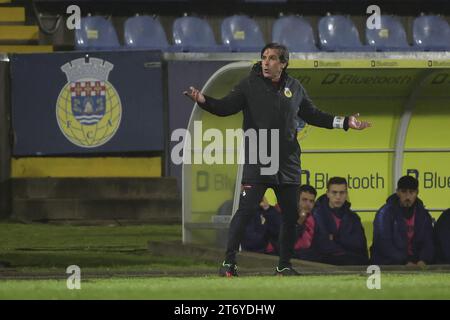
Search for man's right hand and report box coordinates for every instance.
[297,211,308,225]
[183,86,206,104]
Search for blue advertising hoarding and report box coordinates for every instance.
[11,50,164,155]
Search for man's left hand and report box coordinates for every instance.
[349,113,371,130]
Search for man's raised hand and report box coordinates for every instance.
[183,86,206,104]
[349,113,372,130]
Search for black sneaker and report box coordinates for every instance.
[219,261,238,277]
[275,266,300,276]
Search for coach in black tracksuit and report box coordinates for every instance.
[184,43,371,276]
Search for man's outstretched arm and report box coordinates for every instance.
[183,85,245,117]
[298,88,371,131]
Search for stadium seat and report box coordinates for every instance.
[75,15,120,50]
[413,15,450,51]
[366,15,411,51]
[221,15,265,52]
[124,15,171,50]
[272,15,318,52]
[318,14,373,52]
[172,16,228,52]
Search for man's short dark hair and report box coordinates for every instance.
[327,177,348,190]
[397,175,419,190]
[299,184,317,198]
[260,43,289,68]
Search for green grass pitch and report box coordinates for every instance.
[1,274,450,299]
[0,222,449,300]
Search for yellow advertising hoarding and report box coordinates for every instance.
[184,58,450,246]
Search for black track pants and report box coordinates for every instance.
[224,183,299,268]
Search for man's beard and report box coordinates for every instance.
[401,200,412,207]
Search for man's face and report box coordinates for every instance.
[327,184,348,209]
[299,191,315,213]
[397,189,418,207]
[261,48,287,81]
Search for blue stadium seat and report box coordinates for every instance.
[272,15,318,52]
[221,15,265,52]
[366,15,411,51]
[413,15,450,51]
[172,16,228,52]
[75,15,120,50]
[124,15,170,50]
[318,15,373,52]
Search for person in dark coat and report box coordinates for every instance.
[184,43,371,276]
[434,209,450,264]
[371,175,434,266]
[241,197,280,254]
[312,177,369,265]
[266,184,320,261]
[293,184,320,261]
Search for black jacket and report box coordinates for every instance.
[312,194,368,261]
[371,194,434,265]
[198,62,347,185]
[434,209,450,264]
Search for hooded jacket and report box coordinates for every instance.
[312,194,368,260]
[371,194,434,265]
[434,209,450,264]
[241,205,281,253]
[198,62,347,185]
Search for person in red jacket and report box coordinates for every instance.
[265,185,320,261]
[293,185,318,260]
